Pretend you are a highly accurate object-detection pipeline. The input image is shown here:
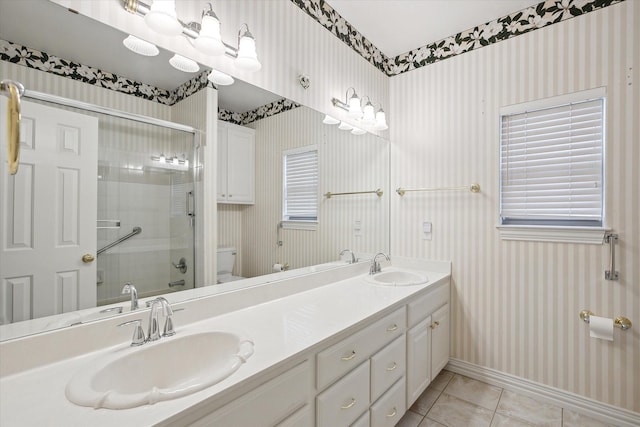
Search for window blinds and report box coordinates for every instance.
[283,146,318,221]
[500,97,604,226]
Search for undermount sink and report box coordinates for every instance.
[364,268,428,286]
[66,331,254,409]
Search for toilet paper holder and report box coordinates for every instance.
[579,310,632,330]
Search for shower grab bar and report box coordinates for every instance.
[604,233,619,280]
[97,219,121,229]
[97,227,142,256]
[1,79,24,175]
[396,183,481,196]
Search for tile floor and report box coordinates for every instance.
[395,370,617,427]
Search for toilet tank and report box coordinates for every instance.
[216,247,237,275]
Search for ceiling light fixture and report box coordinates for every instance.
[123,35,160,56]
[124,0,262,74]
[331,89,388,131]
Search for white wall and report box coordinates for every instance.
[390,1,639,412]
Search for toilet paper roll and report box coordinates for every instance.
[272,263,283,272]
[589,315,614,341]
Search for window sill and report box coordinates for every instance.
[281,220,317,231]
[497,225,609,244]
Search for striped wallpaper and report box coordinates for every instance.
[389,1,638,412]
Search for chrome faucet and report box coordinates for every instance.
[147,297,175,342]
[121,282,138,311]
[339,249,357,264]
[370,252,390,275]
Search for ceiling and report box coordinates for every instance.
[1,0,540,111]
[326,0,538,58]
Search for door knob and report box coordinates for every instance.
[82,254,95,263]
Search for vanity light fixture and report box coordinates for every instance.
[123,35,160,56]
[331,88,388,131]
[123,0,262,73]
[351,127,366,135]
[208,69,234,86]
[151,153,189,170]
[169,54,200,73]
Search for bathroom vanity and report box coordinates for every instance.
[0,258,450,426]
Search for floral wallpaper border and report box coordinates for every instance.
[291,0,625,76]
[0,39,209,106]
[219,98,301,126]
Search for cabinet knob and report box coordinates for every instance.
[82,254,95,263]
[430,320,440,329]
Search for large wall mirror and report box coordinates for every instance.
[0,0,389,340]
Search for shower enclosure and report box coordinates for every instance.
[95,118,196,305]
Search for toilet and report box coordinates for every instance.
[216,247,245,283]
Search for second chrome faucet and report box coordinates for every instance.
[118,296,176,346]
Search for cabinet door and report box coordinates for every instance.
[406,316,431,409]
[216,125,228,201]
[431,303,450,379]
[226,127,255,203]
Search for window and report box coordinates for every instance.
[282,145,318,227]
[499,88,606,243]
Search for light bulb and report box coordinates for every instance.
[235,30,261,72]
[338,121,354,131]
[347,93,362,118]
[123,35,159,56]
[373,109,388,130]
[145,0,182,36]
[208,69,234,86]
[173,156,179,165]
[159,153,166,163]
[194,12,225,55]
[322,115,340,125]
[169,54,200,73]
[362,101,375,124]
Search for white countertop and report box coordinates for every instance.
[0,260,450,427]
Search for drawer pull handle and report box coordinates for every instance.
[386,362,397,371]
[341,350,356,361]
[431,321,440,329]
[386,407,397,418]
[341,398,356,410]
[386,324,398,332]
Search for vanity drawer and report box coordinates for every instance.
[407,282,450,327]
[370,334,406,402]
[370,378,405,427]
[191,360,311,427]
[317,360,370,427]
[317,307,406,390]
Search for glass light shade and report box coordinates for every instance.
[169,54,200,73]
[348,94,362,118]
[362,102,375,124]
[322,115,340,125]
[145,0,182,36]
[194,14,225,55]
[159,153,166,163]
[123,35,159,56]
[351,127,366,135]
[235,35,261,71]
[207,69,234,86]
[338,121,354,131]
[373,110,388,130]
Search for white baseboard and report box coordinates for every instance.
[446,359,640,427]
